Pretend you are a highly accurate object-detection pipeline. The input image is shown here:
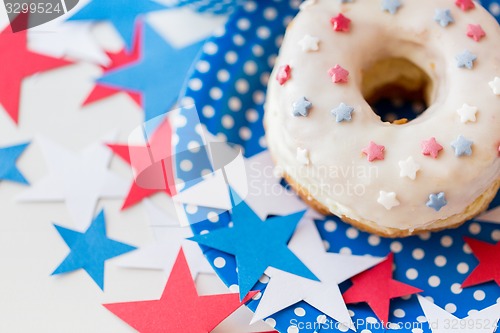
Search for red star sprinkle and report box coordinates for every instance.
[455,0,475,11]
[461,237,500,288]
[276,64,291,85]
[330,13,351,32]
[328,65,349,83]
[343,253,422,324]
[421,137,443,158]
[466,24,486,42]
[362,141,385,162]
[104,249,257,333]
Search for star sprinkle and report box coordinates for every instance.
[455,0,475,11]
[489,77,500,95]
[456,50,477,69]
[0,142,30,185]
[105,249,256,333]
[421,137,443,158]
[328,65,349,83]
[331,102,354,122]
[426,192,447,211]
[362,141,385,162]
[276,64,291,85]
[398,156,421,180]
[52,210,136,290]
[330,13,351,32]
[457,103,478,123]
[296,147,310,165]
[292,96,312,117]
[298,34,320,52]
[189,194,317,299]
[377,191,400,210]
[461,237,500,288]
[451,135,473,157]
[382,0,402,14]
[434,9,454,27]
[467,24,486,42]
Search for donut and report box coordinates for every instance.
[264,0,500,237]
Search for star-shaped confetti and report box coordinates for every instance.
[0,142,30,185]
[296,147,310,165]
[362,141,385,162]
[68,0,166,50]
[276,64,291,85]
[398,156,420,180]
[331,102,354,122]
[189,193,317,299]
[377,191,400,210]
[456,50,477,69]
[467,24,486,42]
[426,192,447,211]
[457,103,478,123]
[52,210,136,290]
[104,249,256,333]
[328,65,349,83]
[489,77,500,95]
[421,137,443,158]
[451,135,473,157]
[298,34,320,52]
[382,0,402,14]
[330,13,351,32]
[455,0,475,11]
[292,96,312,117]
[462,237,500,288]
[343,253,422,323]
[434,9,454,27]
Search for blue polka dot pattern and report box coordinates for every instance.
[174,0,245,15]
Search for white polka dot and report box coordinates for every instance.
[217,69,230,83]
[492,230,500,241]
[360,330,372,333]
[468,309,479,316]
[188,78,202,91]
[287,325,299,333]
[259,275,270,284]
[257,26,271,39]
[394,309,405,318]
[388,323,401,330]
[259,136,267,148]
[199,230,209,235]
[368,235,381,246]
[233,34,245,46]
[222,115,234,129]
[390,241,403,253]
[323,240,330,250]
[244,60,258,75]
[196,60,210,73]
[463,243,472,254]
[210,87,223,100]
[214,257,226,268]
[412,248,425,260]
[428,275,440,287]
[406,268,418,280]
[253,90,265,104]
[237,18,251,30]
[346,227,359,239]
[445,303,457,313]
[469,222,481,235]
[441,236,453,247]
[260,72,270,85]
[173,114,187,127]
[185,204,198,214]
[243,1,256,12]
[340,247,352,255]
[434,255,447,267]
[490,3,500,16]
[451,283,463,294]
[187,141,201,153]
[265,318,276,328]
[268,54,276,67]
[275,35,284,48]
[324,220,337,232]
[229,284,239,292]
[207,211,219,223]
[474,290,486,301]
[235,78,249,94]
[412,329,423,333]
[366,316,377,324]
[246,109,259,122]
[225,51,238,64]
[338,323,350,332]
[171,133,179,146]
[417,316,427,323]
[264,7,278,20]
[348,310,355,317]
[252,291,262,300]
[419,232,431,241]
[239,127,252,140]
[203,42,218,55]
[252,44,264,57]
[228,97,242,111]
[294,307,306,317]
[175,178,184,190]
[457,262,469,274]
[317,314,327,324]
[202,105,215,118]
[180,159,193,172]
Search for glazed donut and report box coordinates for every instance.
[264,0,500,237]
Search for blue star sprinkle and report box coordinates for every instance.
[292,96,312,117]
[0,142,29,185]
[331,102,354,122]
[382,0,402,14]
[456,50,477,69]
[68,0,166,51]
[434,9,454,27]
[189,191,317,299]
[52,210,136,290]
[451,135,473,157]
[426,192,447,211]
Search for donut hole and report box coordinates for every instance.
[361,57,432,124]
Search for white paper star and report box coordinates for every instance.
[399,156,421,180]
[457,103,478,123]
[489,77,500,95]
[298,34,320,52]
[377,191,400,210]
[17,134,128,230]
[296,147,310,165]
[418,295,500,333]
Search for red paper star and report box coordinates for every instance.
[455,0,475,11]
[343,253,422,324]
[466,24,486,42]
[328,65,349,83]
[330,13,351,32]
[104,249,257,333]
[362,141,385,162]
[421,137,443,159]
[276,64,291,85]
[461,237,500,288]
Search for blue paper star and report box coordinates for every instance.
[292,96,312,117]
[426,192,447,211]
[97,23,203,121]
[451,135,473,157]
[52,210,136,290]
[456,50,477,69]
[434,9,454,27]
[331,102,354,122]
[382,0,401,14]
[189,192,317,299]
[68,0,166,50]
[0,142,29,185]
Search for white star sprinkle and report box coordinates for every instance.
[398,156,421,180]
[298,34,320,52]
[377,191,400,210]
[457,103,478,123]
[489,76,500,95]
[297,147,310,165]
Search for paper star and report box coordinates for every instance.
[292,96,312,117]
[189,194,316,299]
[456,50,477,69]
[17,134,128,230]
[382,0,402,14]
[328,65,349,83]
[421,137,443,158]
[298,34,320,52]
[331,102,354,122]
[418,295,500,333]
[467,24,486,42]
[330,13,351,32]
[276,64,291,85]
[296,147,310,165]
[398,156,420,180]
[105,249,256,333]
[457,103,478,123]
[68,0,166,50]
[489,77,500,95]
[52,210,136,290]
[97,23,203,120]
[0,142,30,185]
[426,192,447,211]
[434,9,454,27]
[377,191,400,210]
[461,237,500,288]
[451,135,473,157]
[343,253,422,323]
[455,0,475,11]
[362,141,385,162]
